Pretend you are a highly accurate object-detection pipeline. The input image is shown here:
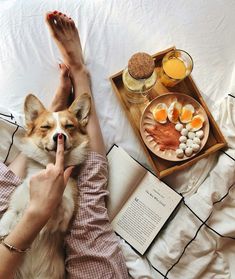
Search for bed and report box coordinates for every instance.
[0,0,235,278]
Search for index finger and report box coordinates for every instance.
[55,133,64,168]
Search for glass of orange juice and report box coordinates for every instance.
[159,49,193,87]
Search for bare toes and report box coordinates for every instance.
[64,14,72,29]
[53,13,65,30]
[68,18,76,30]
[46,11,66,33]
[46,11,76,35]
[45,12,59,36]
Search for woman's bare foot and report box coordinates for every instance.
[45,11,84,71]
[50,64,73,112]
[46,11,106,156]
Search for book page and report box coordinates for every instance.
[111,171,182,255]
[107,146,146,221]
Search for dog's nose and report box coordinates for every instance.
[53,133,66,143]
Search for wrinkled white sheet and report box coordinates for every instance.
[0,0,235,278]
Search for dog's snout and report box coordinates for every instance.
[53,133,66,143]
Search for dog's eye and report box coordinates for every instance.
[40,125,51,129]
[65,124,75,129]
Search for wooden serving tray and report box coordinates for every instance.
[109,47,227,178]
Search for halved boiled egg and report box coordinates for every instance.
[152,103,168,124]
[180,104,195,123]
[186,115,205,131]
[168,101,182,123]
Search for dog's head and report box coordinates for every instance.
[21,93,91,166]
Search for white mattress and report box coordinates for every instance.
[0,1,235,278]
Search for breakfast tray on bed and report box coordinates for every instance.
[109,47,227,178]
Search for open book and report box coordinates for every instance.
[107,145,182,255]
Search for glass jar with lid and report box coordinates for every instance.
[122,52,157,103]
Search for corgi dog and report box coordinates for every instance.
[0,93,91,279]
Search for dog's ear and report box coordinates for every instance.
[24,94,46,126]
[68,93,91,126]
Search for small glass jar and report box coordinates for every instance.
[122,52,157,104]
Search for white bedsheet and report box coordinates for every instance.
[0,1,235,278]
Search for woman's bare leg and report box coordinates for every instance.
[50,64,72,111]
[45,11,106,156]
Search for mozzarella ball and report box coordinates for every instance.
[193,137,201,145]
[179,143,187,150]
[181,128,189,136]
[176,149,184,158]
[186,123,192,131]
[179,136,187,143]
[185,147,193,157]
[175,123,183,132]
[192,143,200,152]
[196,130,204,139]
[186,139,193,147]
[188,131,195,140]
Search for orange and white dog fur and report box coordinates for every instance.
[0,92,91,279]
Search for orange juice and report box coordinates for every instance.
[159,49,193,87]
[163,58,186,79]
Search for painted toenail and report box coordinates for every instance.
[48,14,53,19]
[59,12,62,15]
[64,14,66,17]
[53,11,58,14]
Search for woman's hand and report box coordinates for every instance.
[28,134,73,222]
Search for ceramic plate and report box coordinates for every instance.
[140,93,210,161]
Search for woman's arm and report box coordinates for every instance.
[0,206,50,279]
[0,135,73,279]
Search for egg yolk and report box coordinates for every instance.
[181,109,192,122]
[171,108,180,122]
[153,109,167,122]
[190,117,202,128]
